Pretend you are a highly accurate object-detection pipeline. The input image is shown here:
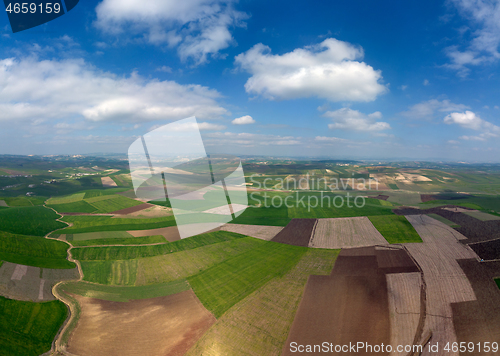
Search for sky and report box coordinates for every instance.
[0,0,500,161]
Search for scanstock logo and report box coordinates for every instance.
[3,0,79,33]
[128,117,248,239]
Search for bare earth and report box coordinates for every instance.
[112,204,173,219]
[101,176,118,187]
[404,214,478,355]
[220,223,284,240]
[309,217,388,249]
[67,290,215,356]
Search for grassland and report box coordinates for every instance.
[0,296,68,356]
[60,215,176,233]
[427,213,460,228]
[46,193,85,205]
[72,231,245,261]
[47,200,97,213]
[368,215,423,244]
[70,231,134,240]
[0,206,66,236]
[188,241,307,318]
[84,195,143,214]
[388,183,399,190]
[0,231,75,269]
[3,196,46,207]
[186,248,339,356]
[60,280,190,302]
[70,235,166,247]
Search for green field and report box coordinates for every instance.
[71,235,166,247]
[46,193,85,205]
[368,215,423,244]
[496,279,500,290]
[388,183,399,190]
[0,206,66,236]
[72,231,245,261]
[188,241,307,318]
[0,296,68,356]
[426,213,460,227]
[186,248,339,356]
[60,280,190,302]
[0,231,75,269]
[61,215,176,233]
[48,200,97,213]
[3,196,47,207]
[84,195,143,214]
[71,231,134,241]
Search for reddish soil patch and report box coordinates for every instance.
[271,219,317,247]
[283,247,416,355]
[469,239,500,261]
[368,194,390,200]
[452,260,500,348]
[67,290,215,356]
[420,194,438,202]
[110,203,154,215]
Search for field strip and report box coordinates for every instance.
[219,223,284,240]
[386,272,421,356]
[38,279,45,300]
[127,226,180,242]
[11,264,28,280]
[310,216,388,249]
[404,214,477,354]
[101,176,117,187]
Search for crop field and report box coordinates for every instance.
[71,235,166,247]
[84,195,143,214]
[48,200,97,213]
[79,237,263,285]
[60,279,190,302]
[220,223,284,240]
[71,231,134,241]
[272,219,316,246]
[0,206,66,236]
[0,296,68,356]
[127,227,180,241]
[469,239,500,260]
[3,196,46,207]
[60,215,177,233]
[463,210,500,221]
[66,291,215,356]
[368,215,422,243]
[186,248,339,356]
[310,217,388,249]
[188,241,307,318]
[72,231,245,261]
[0,231,75,269]
[46,193,85,205]
[426,213,460,227]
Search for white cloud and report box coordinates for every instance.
[447,140,460,144]
[0,56,228,124]
[444,110,500,140]
[234,38,387,102]
[204,132,301,146]
[324,108,390,131]
[423,79,429,86]
[232,115,255,125]
[399,85,408,91]
[314,136,348,143]
[402,99,470,120]
[445,0,500,76]
[156,65,173,73]
[95,0,248,65]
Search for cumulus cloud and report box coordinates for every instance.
[0,56,227,124]
[95,0,248,64]
[234,38,387,102]
[324,108,390,131]
[401,99,470,120]
[232,115,255,125]
[444,110,500,140]
[445,0,500,76]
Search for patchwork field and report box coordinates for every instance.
[66,291,215,356]
[127,226,181,241]
[60,215,177,233]
[463,210,500,221]
[426,213,460,228]
[101,176,117,187]
[469,239,500,260]
[368,215,422,244]
[309,216,388,249]
[186,248,339,356]
[71,235,166,247]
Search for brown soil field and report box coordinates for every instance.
[112,205,173,219]
[219,223,283,240]
[404,215,478,353]
[469,238,500,260]
[271,219,316,246]
[310,217,388,249]
[420,194,438,202]
[67,290,215,356]
[101,176,118,187]
[376,248,419,274]
[284,247,390,356]
[0,262,78,301]
[451,259,500,353]
[386,272,422,356]
[110,203,154,215]
[368,194,389,200]
[128,226,180,242]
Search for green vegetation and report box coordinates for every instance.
[61,280,190,302]
[84,195,143,214]
[0,206,66,236]
[3,196,46,207]
[368,215,422,244]
[48,200,97,213]
[46,193,85,205]
[0,296,68,356]
[71,235,166,247]
[80,237,263,285]
[495,278,500,290]
[72,231,245,261]
[188,241,307,318]
[426,213,460,228]
[71,231,134,240]
[0,231,75,269]
[61,215,176,233]
[388,183,399,190]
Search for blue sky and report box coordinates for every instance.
[0,0,500,161]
